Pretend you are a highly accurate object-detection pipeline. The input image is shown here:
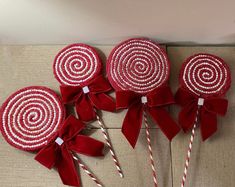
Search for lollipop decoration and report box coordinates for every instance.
[0,86,65,151]
[175,53,231,187]
[35,115,104,187]
[53,43,123,178]
[0,86,104,187]
[53,43,101,87]
[107,38,180,187]
[108,38,169,93]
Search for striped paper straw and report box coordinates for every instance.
[72,153,103,187]
[95,110,124,178]
[181,108,200,187]
[144,110,158,187]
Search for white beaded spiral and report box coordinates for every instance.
[181,54,230,96]
[107,38,169,93]
[54,44,101,86]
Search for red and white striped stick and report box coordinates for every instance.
[95,110,124,178]
[181,108,200,187]
[143,110,158,187]
[72,153,103,187]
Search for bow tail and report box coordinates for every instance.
[122,103,143,148]
[179,103,198,132]
[68,135,105,157]
[75,95,96,121]
[57,149,80,187]
[148,108,180,140]
[89,93,116,112]
[200,108,217,141]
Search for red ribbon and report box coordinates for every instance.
[35,115,104,187]
[175,88,228,141]
[116,86,180,148]
[60,75,116,122]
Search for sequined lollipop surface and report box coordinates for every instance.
[180,53,231,97]
[0,86,65,151]
[178,53,231,187]
[107,38,175,187]
[53,43,102,86]
[107,38,170,94]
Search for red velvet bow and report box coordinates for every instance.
[35,115,104,187]
[175,88,228,141]
[60,75,116,122]
[116,86,180,148]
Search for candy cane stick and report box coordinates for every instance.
[95,110,124,178]
[181,107,200,187]
[143,110,158,187]
[72,153,103,187]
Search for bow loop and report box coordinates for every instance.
[147,86,175,107]
[204,98,228,116]
[87,75,113,93]
[89,93,116,113]
[60,86,82,104]
[175,88,197,107]
[116,91,141,109]
[58,115,84,141]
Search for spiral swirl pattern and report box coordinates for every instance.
[180,53,231,97]
[53,44,101,86]
[0,86,65,151]
[107,38,170,93]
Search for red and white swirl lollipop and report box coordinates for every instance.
[107,38,170,94]
[107,38,178,187]
[53,43,101,86]
[0,86,65,151]
[53,44,123,178]
[180,53,231,97]
[0,86,105,186]
[177,53,231,187]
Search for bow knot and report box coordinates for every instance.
[60,75,116,121]
[55,137,64,146]
[82,86,90,94]
[198,98,204,106]
[175,88,228,141]
[116,86,180,148]
[35,115,104,187]
[141,96,148,104]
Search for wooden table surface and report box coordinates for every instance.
[0,45,234,187]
